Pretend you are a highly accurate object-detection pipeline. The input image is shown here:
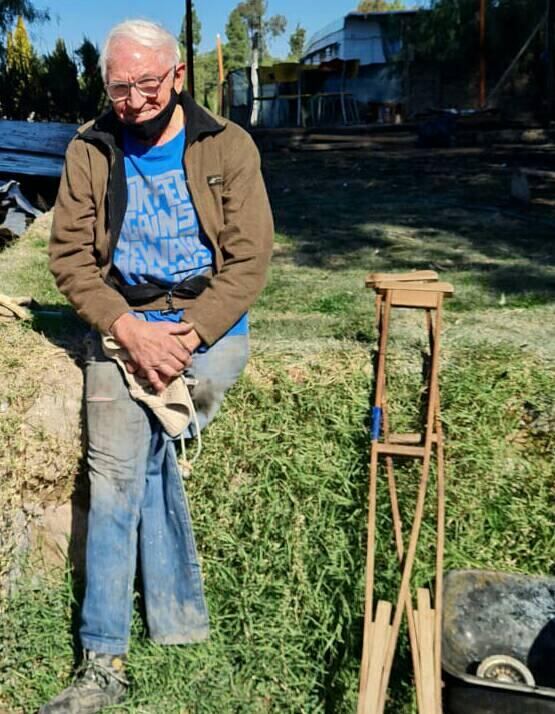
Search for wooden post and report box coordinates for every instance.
[216,33,225,115]
[479,0,486,107]
[186,0,195,99]
[547,0,554,123]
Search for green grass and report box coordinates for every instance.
[0,144,554,712]
[1,347,553,713]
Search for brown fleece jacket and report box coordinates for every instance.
[49,93,274,346]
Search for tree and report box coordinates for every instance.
[288,23,306,61]
[2,15,43,118]
[0,0,48,38]
[224,7,250,71]
[44,38,80,121]
[406,0,547,114]
[76,37,105,120]
[194,50,220,111]
[178,3,202,58]
[236,0,287,63]
[409,0,546,68]
[357,0,405,10]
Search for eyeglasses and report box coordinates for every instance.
[105,66,176,102]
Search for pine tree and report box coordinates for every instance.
[44,39,80,121]
[76,38,105,120]
[3,16,42,118]
[194,50,220,111]
[224,7,250,71]
[6,16,33,76]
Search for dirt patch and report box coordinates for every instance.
[0,322,85,584]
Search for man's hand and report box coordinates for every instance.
[111,313,197,393]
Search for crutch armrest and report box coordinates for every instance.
[365,270,438,288]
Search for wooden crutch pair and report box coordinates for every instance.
[357,271,454,714]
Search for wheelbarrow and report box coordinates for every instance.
[443,569,555,714]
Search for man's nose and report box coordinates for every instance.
[126,85,146,110]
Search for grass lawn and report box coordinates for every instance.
[0,140,554,713]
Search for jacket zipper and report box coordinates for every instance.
[106,145,117,272]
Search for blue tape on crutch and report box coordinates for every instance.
[371,407,382,441]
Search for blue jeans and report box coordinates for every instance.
[80,331,249,654]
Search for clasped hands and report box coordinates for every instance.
[111,313,201,393]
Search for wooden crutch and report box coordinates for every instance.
[357,288,393,714]
[358,275,453,714]
[375,287,446,714]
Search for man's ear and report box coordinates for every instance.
[174,62,186,93]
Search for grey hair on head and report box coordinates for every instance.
[100,19,180,82]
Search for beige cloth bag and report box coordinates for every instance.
[101,334,201,473]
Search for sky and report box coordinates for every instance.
[28,0,418,61]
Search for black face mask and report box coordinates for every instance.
[123,88,179,142]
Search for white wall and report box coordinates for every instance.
[303,16,389,66]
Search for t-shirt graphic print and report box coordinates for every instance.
[113,128,213,287]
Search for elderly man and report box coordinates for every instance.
[42,18,273,713]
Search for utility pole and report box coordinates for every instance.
[216,33,225,115]
[479,0,486,107]
[186,0,195,99]
[249,17,261,126]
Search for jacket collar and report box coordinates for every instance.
[78,91,226,148]
[179,91,226,145]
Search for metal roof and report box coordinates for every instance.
[304,9,425,56]
[346,10,421,18]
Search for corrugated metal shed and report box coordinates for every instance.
[302,10,420,66]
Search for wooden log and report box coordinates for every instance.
[308,133,376,144]
[520,168,555,179]
[292,141,374,152]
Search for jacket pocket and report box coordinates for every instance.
[204,176,225,230]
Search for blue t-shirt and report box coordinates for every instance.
[114,128,248,342]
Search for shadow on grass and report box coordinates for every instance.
[264,147,555,305]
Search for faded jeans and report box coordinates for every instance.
[80,331,249,654]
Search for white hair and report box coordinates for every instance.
[100,19,180,82]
